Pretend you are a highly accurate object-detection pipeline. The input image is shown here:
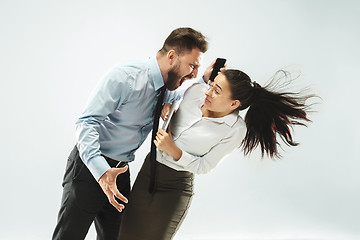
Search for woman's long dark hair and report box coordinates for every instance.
[223,69,315,158]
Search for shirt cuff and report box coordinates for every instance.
[87,155,111,181]
[174,150,193,167]
[196,76,207,84]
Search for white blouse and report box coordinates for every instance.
[156,83,246,174]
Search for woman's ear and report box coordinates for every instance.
[231,100,241,110]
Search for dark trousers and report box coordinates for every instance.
[118,153,194,240]
[52,146,130,240]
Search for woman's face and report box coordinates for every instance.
[203,73,240,117]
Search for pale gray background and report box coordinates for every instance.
[1,0,359,239]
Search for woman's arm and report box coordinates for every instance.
[154,128,182,160]
[154,125,246,174]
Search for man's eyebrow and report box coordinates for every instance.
[193,61,200,67]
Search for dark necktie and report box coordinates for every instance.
[149,86,166,193]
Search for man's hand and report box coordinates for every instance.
[98,166,129,212]
[161,103,172,121]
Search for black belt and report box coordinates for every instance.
[102,154,128,168]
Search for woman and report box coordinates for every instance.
[118,69,315,239]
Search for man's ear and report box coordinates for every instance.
[167,50,177,65]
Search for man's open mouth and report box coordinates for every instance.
[179,75,192,86]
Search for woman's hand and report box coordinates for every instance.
[154,128,182,160]
[161,103,172,121]
[202,59,227,84]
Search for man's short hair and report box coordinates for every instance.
[159,27,208,55]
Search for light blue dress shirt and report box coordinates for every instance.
[75,57,164,181]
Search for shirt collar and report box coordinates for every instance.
[204,110,240,127]
[149,56,164,91]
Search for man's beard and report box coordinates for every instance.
[166,61,182,91]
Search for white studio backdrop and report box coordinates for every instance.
[0,0,359,239]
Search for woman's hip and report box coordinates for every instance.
[137,152,194,193]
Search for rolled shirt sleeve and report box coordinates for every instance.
[172,127,245,174]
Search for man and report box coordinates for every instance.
[52,27,208,240]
